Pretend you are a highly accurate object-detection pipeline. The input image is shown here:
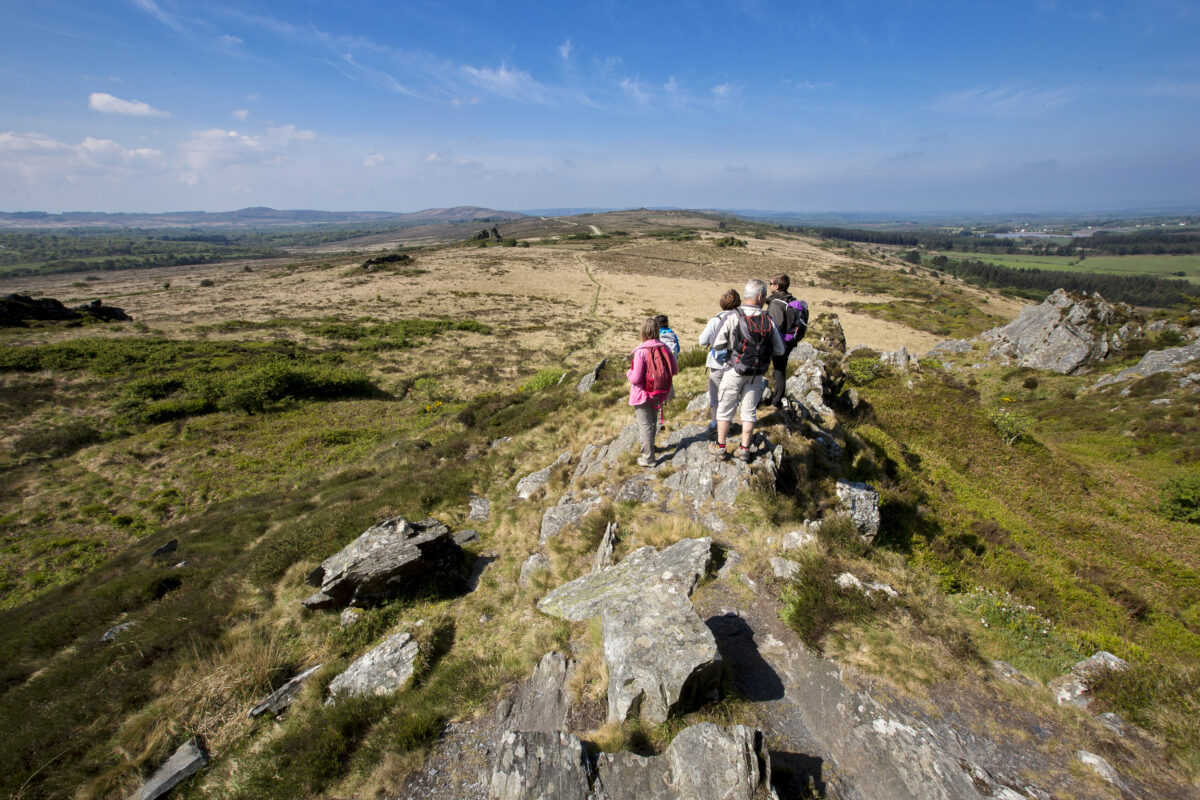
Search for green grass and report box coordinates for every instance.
[968,252,1200,283]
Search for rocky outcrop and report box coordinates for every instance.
[517,451,572,499]
[136,738,209,800]
[327,632,418,701]
[519,553,551,587]
[576,358,606,394]
[537,538,711,623]
[0,293,132,326]
[660,426,780,508]
[591,522,618,572]
[976,289,1136,374]
[488,731,591,800]
[785,360,835,418]
[1049,651,1128,708]
[539,493,601,544]
[302,517,463,609]
[808,313,846,354]
[602,592,722,723]
[1094,339,1200,388]
[787,341,820,363]
[498,651,574,733]
[880,346,920,371]
[248,664,323,717]
[835,479,881,543]
[468,495,491,522]
[573,424,638,481]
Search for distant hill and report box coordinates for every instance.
[0,206,525,230]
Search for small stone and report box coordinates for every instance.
[327,632,418,702]
[782,529,817,552]
[519,553,551,587]
[339,608,362,628]
[101,620,137,643]
[515,450,571,500]
[453,529,480,546]
[248,664,323,717]
[135,738,209,800]
[716,549,742,580]
[467,495,491,522]
[770,556,801,580]
[835,572,864,591]
[1097,712,1128,735]
[1078,750,1129,791]
[151,539,178,558]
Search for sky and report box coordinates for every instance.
[1,0,1199,214]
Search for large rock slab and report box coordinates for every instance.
[517,451,572,500]
[573,423,638,481]
[327,632,418,701]
[136,738,209,800]
[537,537,712,622]
[302,517,462,609]
[488,730,591,800]
[499,651,574,733]
[976,289,1125,374]
[661,426,779,507]
[594,723,770,800]
[836,479,881,543]
[577,358,606,394]
[539,493,602,544]
[248,664,323,717]
[602,592,722,724]
[1094,340,1200,387]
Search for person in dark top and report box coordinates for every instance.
[765,273,798,408]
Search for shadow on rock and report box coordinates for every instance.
[770,750,827,799]
[705,613,784,702]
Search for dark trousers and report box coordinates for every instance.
[769,349,792,407]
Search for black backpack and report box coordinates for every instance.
[730,309,774,376]
[770,295,809,345]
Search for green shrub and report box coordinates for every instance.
[713,236,747,248]
[987,408,1032,446]
[12,421,103,457]
[218,361,375,413]
[1162,475,1200,524]
[1090,661,1200,779]
[780,550,877,652]
[518,368,565,393]
[844,351,887,386]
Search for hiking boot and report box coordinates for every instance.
[708,441,728,460]
[636,455,656,468]
[734,445,753,463]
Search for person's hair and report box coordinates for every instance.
[719,289,740,310]
[654,314,669,328]
[640,317,660,341]
[744,278,767,303]
[770,273,790,292]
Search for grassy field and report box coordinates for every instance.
[967,251,1200,284]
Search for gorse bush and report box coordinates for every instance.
[1162,475,1200,524]
[987,407,1032,446]
[218,360,375,413]
[518,368,565,393]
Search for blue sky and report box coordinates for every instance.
[2,0,1199,213]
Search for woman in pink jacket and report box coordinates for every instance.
[626,317,679,467]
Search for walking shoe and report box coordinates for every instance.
[734,445,753,463]
[707,441,728,459]
[636,456,655,468]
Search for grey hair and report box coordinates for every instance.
[743,278,767,303]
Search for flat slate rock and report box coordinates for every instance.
[516,451,572,500]
[500,651,574,733]
[572,423,638,481]
[488,730,591,800]
[327,632,418,701]
[539,494,601,544]
[602,592,722,724]
[136,738,209,800]
[302,516,461,609]
[660,426,779,508]
[1095,339,1200,387]
[249,663,323,717]
[537,537,712,622]
[468,495,492,522]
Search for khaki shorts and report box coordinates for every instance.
[716,370,766,423]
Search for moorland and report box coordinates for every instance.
[0,208,1197,799]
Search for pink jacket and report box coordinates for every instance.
[626,339,679,407]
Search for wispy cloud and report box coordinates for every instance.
[930,84,1087,117]
[363,152,387,167]
[1140,80,1200,99]
[178,125,315,176]
[0,130,164,182]
[558,39,573,64]
[88,92,170,117]
[219,34,243,46]
[711,82,739,100]
[620,78,651,105]
[232,108,249,121]
[327,53,418,97]
[130,0,188,36]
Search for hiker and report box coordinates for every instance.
[764,273,809,408]
[697,288,741,439]
[626,317,679,467]
[655,314,681,355]
[708,279,784,462]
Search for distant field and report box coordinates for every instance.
[968,252,1200,284]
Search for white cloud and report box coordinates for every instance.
[178,125,316,173]
[363,152,387,167]
[423,152,444,163]
[620,78,650,105]
[711,82,738,99]
[89,92,170,117]
[131,0,188,35]
[558,39,573,63]
[0,130,164,182]
[219,34,243,46]
[232,108,250,120]
[930,84,1087,117]
[462,63,552,105]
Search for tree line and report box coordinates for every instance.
[927,255,1190,307]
